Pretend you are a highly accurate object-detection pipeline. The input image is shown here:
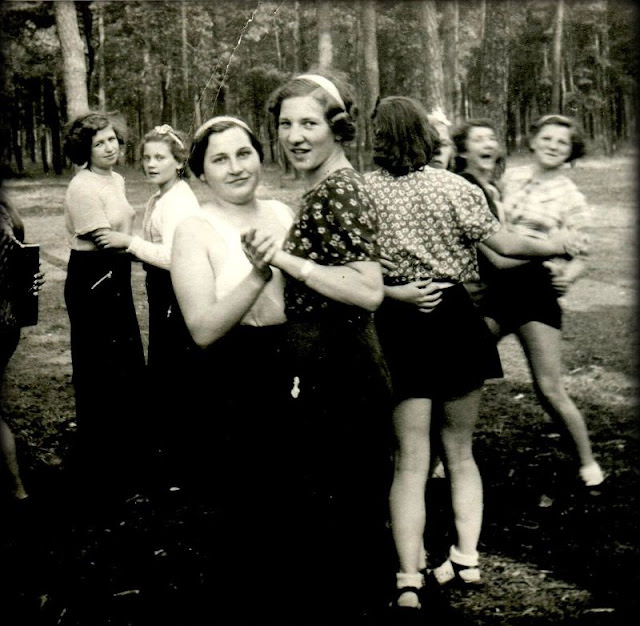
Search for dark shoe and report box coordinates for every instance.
[388,586,422,624]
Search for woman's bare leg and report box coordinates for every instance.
[0,417,28,499]
[517,321,598,471]
[389,398,432,605]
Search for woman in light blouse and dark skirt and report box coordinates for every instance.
[93,125,201,473]
[365,97,579,616]
[62,111,145,499]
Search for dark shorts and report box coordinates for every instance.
[375,283,503,402]
[480,261,563,334]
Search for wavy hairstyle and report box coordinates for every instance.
[267,69,358,143]
[63,111,127,166]
[371,96,440,176]
[529,114,586,162]
[451,118,504,177]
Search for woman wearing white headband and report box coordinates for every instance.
[170,115,295,620]
[95,124,201,472]
[242,71,393,622]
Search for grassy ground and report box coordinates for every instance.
[1,155,638,625]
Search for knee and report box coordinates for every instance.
[534,375,568,405]
[445,452,477,475]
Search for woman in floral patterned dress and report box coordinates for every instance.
[242,71,393,622]
[365,96,577,615]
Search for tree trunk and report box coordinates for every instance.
[358,0,379,170]
[477,0,510,143]
[43,78,63,174]
[181,2,189,128]
[142,46,154,132]
[441,0,460,121]
[317,1,333,70]
[551,0,564,112]
[292,1,301,74]
[274,21,283,71]
[596,8,613,155]
[419,0,445,114]
[54,1,89,121]
[97,3,106,110]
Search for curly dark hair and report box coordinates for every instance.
[529,114,586,162]
[371,96,440,176]
[63,111,127,166]
[267,69,358,143]
[451,118,503,175]
[140,126,191,179]
[188,117,264,179]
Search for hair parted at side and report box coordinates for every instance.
[140,126,191,179]
[63,111,128,166]
[188,117,264,178]
[529,114,586,162]
[371,96,440,176]
[266,69,358,143]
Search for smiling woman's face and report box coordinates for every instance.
[460,125,500,175]
[89,125,120,173]
[202,126,261,206]
[277,95,338,177]
[529,123,572,170]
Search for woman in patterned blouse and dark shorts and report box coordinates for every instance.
[365,97,577,616]
[242,71,393,622]
[477,114,605,491]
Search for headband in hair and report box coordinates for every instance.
[193,116,253,141]
[296,74,346,111]
[536,114,573,126]
[152,124,185,149]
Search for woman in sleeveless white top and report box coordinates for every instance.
[170,117,294,619]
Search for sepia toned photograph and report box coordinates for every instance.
[1,1,637,624]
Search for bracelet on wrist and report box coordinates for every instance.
[299,259,315,283]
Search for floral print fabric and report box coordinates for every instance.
[283,168,379,317]
[365,167,500,283]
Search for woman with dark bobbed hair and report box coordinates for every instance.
[365,97,580,615]
[170,115,295,619]
[62,111,145,501]
[242,71,394,622]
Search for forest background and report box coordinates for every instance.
[0,0,637,177]
[1,1,639,625]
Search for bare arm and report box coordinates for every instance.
[171,218,271,348]
[241,228,384,312]
[477,242,529,270]
[483,228,566,258]
[273,249,384,312]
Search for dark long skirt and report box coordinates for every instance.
[277,313,395,622]
[63,250,146,493]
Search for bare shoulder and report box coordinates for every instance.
[174,213,220,246]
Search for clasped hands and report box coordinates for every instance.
[241,228,281,282]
